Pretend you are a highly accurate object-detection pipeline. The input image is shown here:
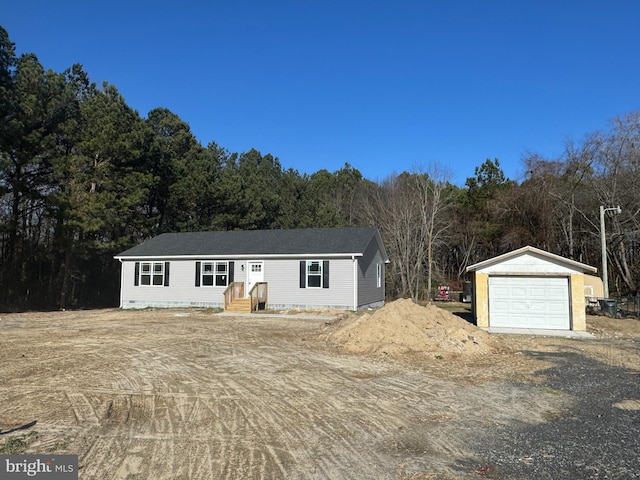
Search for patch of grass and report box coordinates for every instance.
[46,439,69,453]
[544,387,562,395]
[0,431,39,454]
[201,308,223,314]
[433,302,471,313]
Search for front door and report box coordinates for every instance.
[246,261,264,296]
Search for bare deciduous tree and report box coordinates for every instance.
[361,166,453,301]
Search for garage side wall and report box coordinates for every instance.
[571,273,586,331]
[474,273,490,328]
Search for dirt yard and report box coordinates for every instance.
[0,303,638,479]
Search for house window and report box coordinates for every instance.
[307,261,322,288]
[215,262,228,286]
[202,262,214,286]
[377,263,382,288]
[140,262,165,286]
[299,260,329,289]
[201,261,229,287]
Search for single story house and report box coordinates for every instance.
[465,246,598,331]
[114,227,389,312]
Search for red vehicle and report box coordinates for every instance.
[435,284,451,301]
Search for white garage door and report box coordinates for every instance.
[488,276,570,329]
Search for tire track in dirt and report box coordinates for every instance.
[209,349,454,479]
[0,309,593,479]
[214,357,347,476]
[66,392,101,426]
[213,377,291,479]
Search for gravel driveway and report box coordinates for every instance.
[471,348,640,479]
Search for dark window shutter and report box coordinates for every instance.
[323,261,329,288]
[164,262,170,286]
[134,262,140,286]
[229,261,234,283]
[195,261,201,287]
[299,261,306,288]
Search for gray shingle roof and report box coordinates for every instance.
[115,227,386,259]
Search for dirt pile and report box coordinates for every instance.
[331,298,502,357]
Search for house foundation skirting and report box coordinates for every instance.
[121,300,386,311]
[122,300,223,309]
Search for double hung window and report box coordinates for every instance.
[300,260,328,289]
[137,262,167,286]
[201,261,229,287]
[306,261,323,288]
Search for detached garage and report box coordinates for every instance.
[466,246,598,332]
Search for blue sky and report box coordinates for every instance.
[3,1,639,184]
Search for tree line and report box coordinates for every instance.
[1,26,638,310]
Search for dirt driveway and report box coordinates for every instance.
[0,308,638,479]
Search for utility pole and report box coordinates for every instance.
[600,205,622,298]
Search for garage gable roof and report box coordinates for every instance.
[465,245,597,274]
[115,227,389,261]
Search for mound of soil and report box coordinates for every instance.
[331,298,503,357]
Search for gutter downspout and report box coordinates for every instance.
[118,259,124,308]
[352,255,358,311]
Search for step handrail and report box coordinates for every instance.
[223,282,244,310]
[248,282,268,311]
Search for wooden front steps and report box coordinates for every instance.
[224,297,252,313]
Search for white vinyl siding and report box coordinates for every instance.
[121,257,356,310]
[123,261,227,308]
[479,254,582,274]
[266,258,353,309]
[264,258,353,309]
